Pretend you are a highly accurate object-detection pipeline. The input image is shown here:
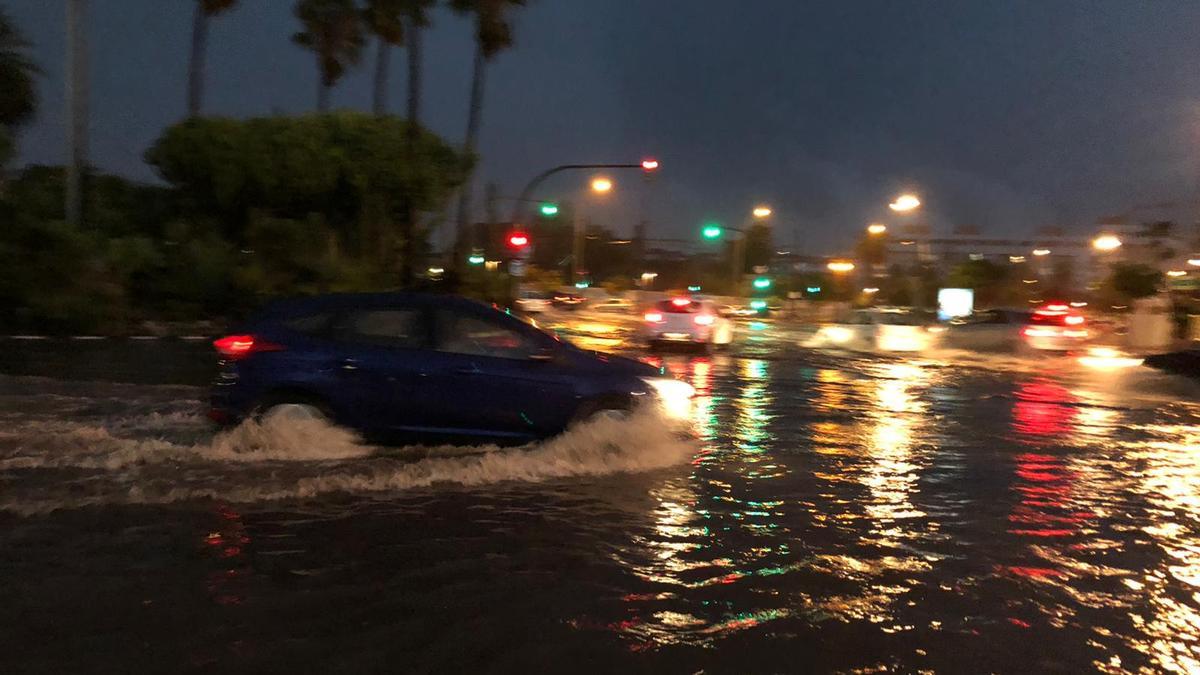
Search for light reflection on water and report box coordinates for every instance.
[609,350,1200,670]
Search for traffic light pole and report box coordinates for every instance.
[509,163,651,226]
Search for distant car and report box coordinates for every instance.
[551,291,587,309]
[208,293,695,445]
[942,309,1032,351]
[808,308,941,352]
[514,289,551,314]
[943,305,1089,352]
[641,297,734,350]
[1021,304,1090,351]
[589,297,635,314]
[718,304,759,318]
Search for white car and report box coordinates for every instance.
[641,297,734,350]
[808,308,942,352]
[589,297,635,314]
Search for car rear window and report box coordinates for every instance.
[656,300,699,313]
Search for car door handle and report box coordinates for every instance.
[454,367,480,375]
[340,358,359,371]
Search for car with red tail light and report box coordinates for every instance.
[640,297,734,351]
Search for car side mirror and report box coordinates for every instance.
[529,347,556,362]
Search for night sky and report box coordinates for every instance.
[8,0,1200,253]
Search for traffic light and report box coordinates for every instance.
[507,231,530,249]
[687,285,702,292]
[641,158,660,172]
[467,252,486,265]
[540,202,559,217]
[752,277,772,290]
[701,223,723,240]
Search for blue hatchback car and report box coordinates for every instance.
[209,293,694,444]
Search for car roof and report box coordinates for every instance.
[255,292,492,319]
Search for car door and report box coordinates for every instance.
[331,303,435,436]
[425,306,578,440]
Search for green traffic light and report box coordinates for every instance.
[467,253,485,265]
[701,224,723,240]
[540,203,559,217]
[687,285,701,292]
[753,277,772,290]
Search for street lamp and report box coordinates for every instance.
[590,177,613,194]
[752,206,773,219]
[827,261,856,273]
[1032,248,1051,257]
[889,194,921,212]
[1092,235,1122,252]
[867,223,887,235]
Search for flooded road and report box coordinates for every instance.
[3,332,1200,672]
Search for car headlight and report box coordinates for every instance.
[639,377,695,420]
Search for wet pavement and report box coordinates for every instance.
[2,323,1200,672]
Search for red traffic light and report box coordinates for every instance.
[507,232,530,248]
[641,158,660,171]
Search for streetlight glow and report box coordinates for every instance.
[590,177,613,193]
[752,206,773,218]
[827,261,856,273]
[867,223,887,235]
[1093,235,1122,252]
[889,194,921,212]
[1032,248,1051,256]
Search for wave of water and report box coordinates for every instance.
[0,391,696,514]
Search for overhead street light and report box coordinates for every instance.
[752,206,773,219]
[1092,235,1122,252]
[867,223,887,235]
[1032,248,1051,256]
[827,261,856,273]
[889,194,921,212]
[590,177,613,194]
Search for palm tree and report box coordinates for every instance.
[187,0,238,117]
[362,0,406,116]
[292,0,365,112]
[399,0,435,130]
[449,0,525,271]
[0,6,37,184]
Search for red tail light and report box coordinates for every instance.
[694,314,715,326]
[670,297,692,307]
[213,334,285,360]
[644,312,664,323]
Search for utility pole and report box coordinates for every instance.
[571,213,585,284]
[65,0,88,228]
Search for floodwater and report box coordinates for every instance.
[2,333,1200,672]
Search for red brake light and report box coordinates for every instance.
[694,314,715,326]
[671,297,692,307]
[213,334,284,360]
[644,312,664,323]
[1044,304,1069,312]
